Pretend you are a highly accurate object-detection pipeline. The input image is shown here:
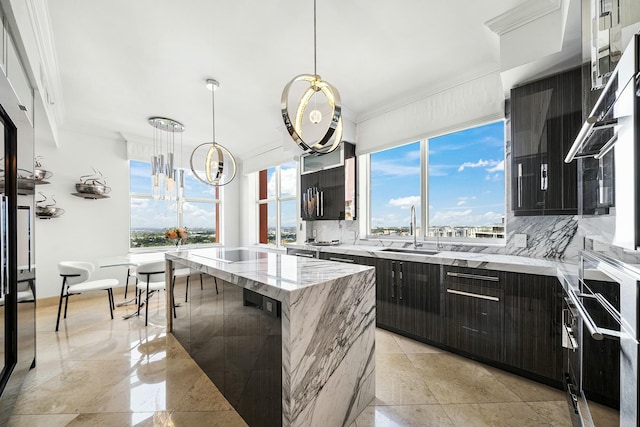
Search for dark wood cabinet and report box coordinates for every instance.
[374,258,441,342]
[302,248,567,387]
[373,258,395,329]
[301,166,345,220]
[511,66,581,215]
[442,266,504,362]
[503,272,563,383]
[300,142,356,221]
[394,261,441,342]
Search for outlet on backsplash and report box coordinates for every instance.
[592,239,608,252]
[514,234,527,248]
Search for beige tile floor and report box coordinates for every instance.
[8,286,581,427]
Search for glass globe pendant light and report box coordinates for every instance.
[281,0,343,155]
[190,79,237,186]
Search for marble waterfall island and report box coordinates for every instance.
[165,248,376,427]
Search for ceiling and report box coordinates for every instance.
[44,0,567,160]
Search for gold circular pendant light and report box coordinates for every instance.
[281,0,343,155]
[190,79,237,187]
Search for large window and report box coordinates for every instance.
[257,162,297,247]
[130,160,221,248]
[368,121,505,241]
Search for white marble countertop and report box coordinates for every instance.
[166,247,374,302]
[286,243,576,277]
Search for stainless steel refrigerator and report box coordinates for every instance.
[0,88,36,421]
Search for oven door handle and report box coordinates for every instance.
[566,288,604,340]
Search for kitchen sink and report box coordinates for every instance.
[380,248,440,256]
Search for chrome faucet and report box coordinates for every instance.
[410,205,422,249]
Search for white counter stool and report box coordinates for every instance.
[56,261,120,332]
[136,261,169,326]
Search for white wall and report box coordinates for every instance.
[35,129,244,299]
[35,130,131,298]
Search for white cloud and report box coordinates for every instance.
[280,166,297,196]
[428,164,457,177]
[387,195,420,209]
[487,160,504,172]
[371,160,420,177]
[456,196,477,206]
[404,149,421,161]
[458,159,502,172]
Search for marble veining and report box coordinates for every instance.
[286,243,570,277]
[284,271,376,426]
[505,215,579,259]
[166,248,376,427]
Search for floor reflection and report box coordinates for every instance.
[9,279,579,427]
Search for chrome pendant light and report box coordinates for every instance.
[149,116,184,200]
[190,79,237,186]
[281,0,343,155]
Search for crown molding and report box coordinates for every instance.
[485,0,562,35]
[24,0,65,125]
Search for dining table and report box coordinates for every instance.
[98,252,168,317]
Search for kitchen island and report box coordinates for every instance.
[165,248,376,427]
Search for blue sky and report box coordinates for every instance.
[370,121,505,228]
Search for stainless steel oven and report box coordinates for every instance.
[565,31,640,250]
[563,250,639,427]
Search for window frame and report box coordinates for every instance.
[129,160,223,251]
[256,162,298,248]
[363,120,506,245]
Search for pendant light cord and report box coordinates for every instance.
[313,0,317,79]
[211,85,216,143]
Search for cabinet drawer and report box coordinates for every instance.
[445,282,504,362]
[442,266,502,288]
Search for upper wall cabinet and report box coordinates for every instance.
[300,142,356,221]
[5,25,32,126]
[511,66,581,216]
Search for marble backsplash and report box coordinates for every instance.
[303,214,640,264]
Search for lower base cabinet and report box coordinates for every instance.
[372,258,441,343]
[173,275,282,427]
[442,266,505,362]
[312,249,566,386]
[503,272,563,384]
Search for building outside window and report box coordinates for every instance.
[130,160,221,248]
[257,161,297,247]
[368,121,505,241]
